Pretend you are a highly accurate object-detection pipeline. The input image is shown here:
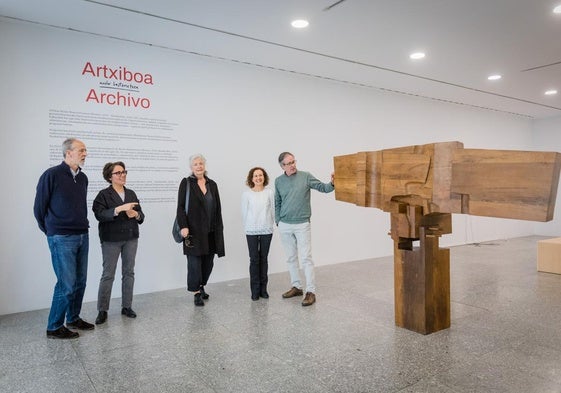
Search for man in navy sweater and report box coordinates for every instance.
[34,138,94,339]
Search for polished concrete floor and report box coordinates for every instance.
[2,236,561,393]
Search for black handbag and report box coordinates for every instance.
[172,218,183,243]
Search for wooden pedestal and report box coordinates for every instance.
[391,207,451,334]
[537,237,561,275]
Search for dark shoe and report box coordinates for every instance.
[200,286,209,300]
[194,293,204,306]
[67,318,95,330]
[282,287,303,298]
[302,292,316,307]
[46,326,79,339]
[95,311,108,325]
[260,291,269,299]
[251,294,259,301]
[121,308,137,318]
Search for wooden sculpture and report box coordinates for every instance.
[334,141,561,334]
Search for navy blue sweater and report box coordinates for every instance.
[34,161,89,236]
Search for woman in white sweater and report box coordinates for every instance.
[241,167,275,300]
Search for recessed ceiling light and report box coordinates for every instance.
[487,74,502,81]
[291,19,309,28]
[553,5,561,13]
[545,89,558,96]
[409,52,425,60]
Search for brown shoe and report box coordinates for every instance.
[282,287,303,298]
[302,292,316,306]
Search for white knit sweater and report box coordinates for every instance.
[241,187,275,235]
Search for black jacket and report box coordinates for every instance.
[92,186,144,242]
[176,175,225,257]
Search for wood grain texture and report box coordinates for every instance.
[393,216,451,335]
[335,142,561,335]
[334,142,561,222]
[451,149,561,221]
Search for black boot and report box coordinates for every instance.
[194,293,204,306]
[200,286,209,300]
[95,311,107,325]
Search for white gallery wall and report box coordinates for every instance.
[1,17,548,316]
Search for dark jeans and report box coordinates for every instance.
[186,254,214,292]
[246,234,272,297]
[46,233,89,331]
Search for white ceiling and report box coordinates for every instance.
[2,0,561,119]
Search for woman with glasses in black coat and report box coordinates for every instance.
[92,161,144,324]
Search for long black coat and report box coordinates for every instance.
[176,175,225,257]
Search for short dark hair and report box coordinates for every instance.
[102,161,126,183]
[246,167,269,188]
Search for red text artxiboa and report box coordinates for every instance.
[82,62,153,109]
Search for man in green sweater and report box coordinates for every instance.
[274,152,334,306]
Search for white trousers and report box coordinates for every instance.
[278,221,315,293]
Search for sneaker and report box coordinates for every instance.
[67,318,95,330]
[46,326,79,339]
[121,308,137,318]
[302,292,316,306]
[282,287,303,298]
[194,293,204,306]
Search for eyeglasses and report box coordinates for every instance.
[112,170,128,176]
[282,160,296,167]
[184,235,194,248]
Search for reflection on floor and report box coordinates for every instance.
[2,236,561,393]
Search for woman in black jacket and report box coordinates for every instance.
[176,154,225,306]
[92,161,144,324]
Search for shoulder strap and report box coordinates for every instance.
[184,177,190,214]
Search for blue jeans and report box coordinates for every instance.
[46,234,89,331]
[278,221,315,293]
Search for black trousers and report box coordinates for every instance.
[186,253,214,292]
[246,234,272,296]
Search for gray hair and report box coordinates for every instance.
[189,153,207,175]
[62,138,78,158]
[278,151,294,166]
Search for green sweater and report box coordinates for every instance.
[274,170,334,224]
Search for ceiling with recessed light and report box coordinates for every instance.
[2,0,561,119]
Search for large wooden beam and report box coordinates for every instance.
[451,149,561,221]
[334,141,561,221]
